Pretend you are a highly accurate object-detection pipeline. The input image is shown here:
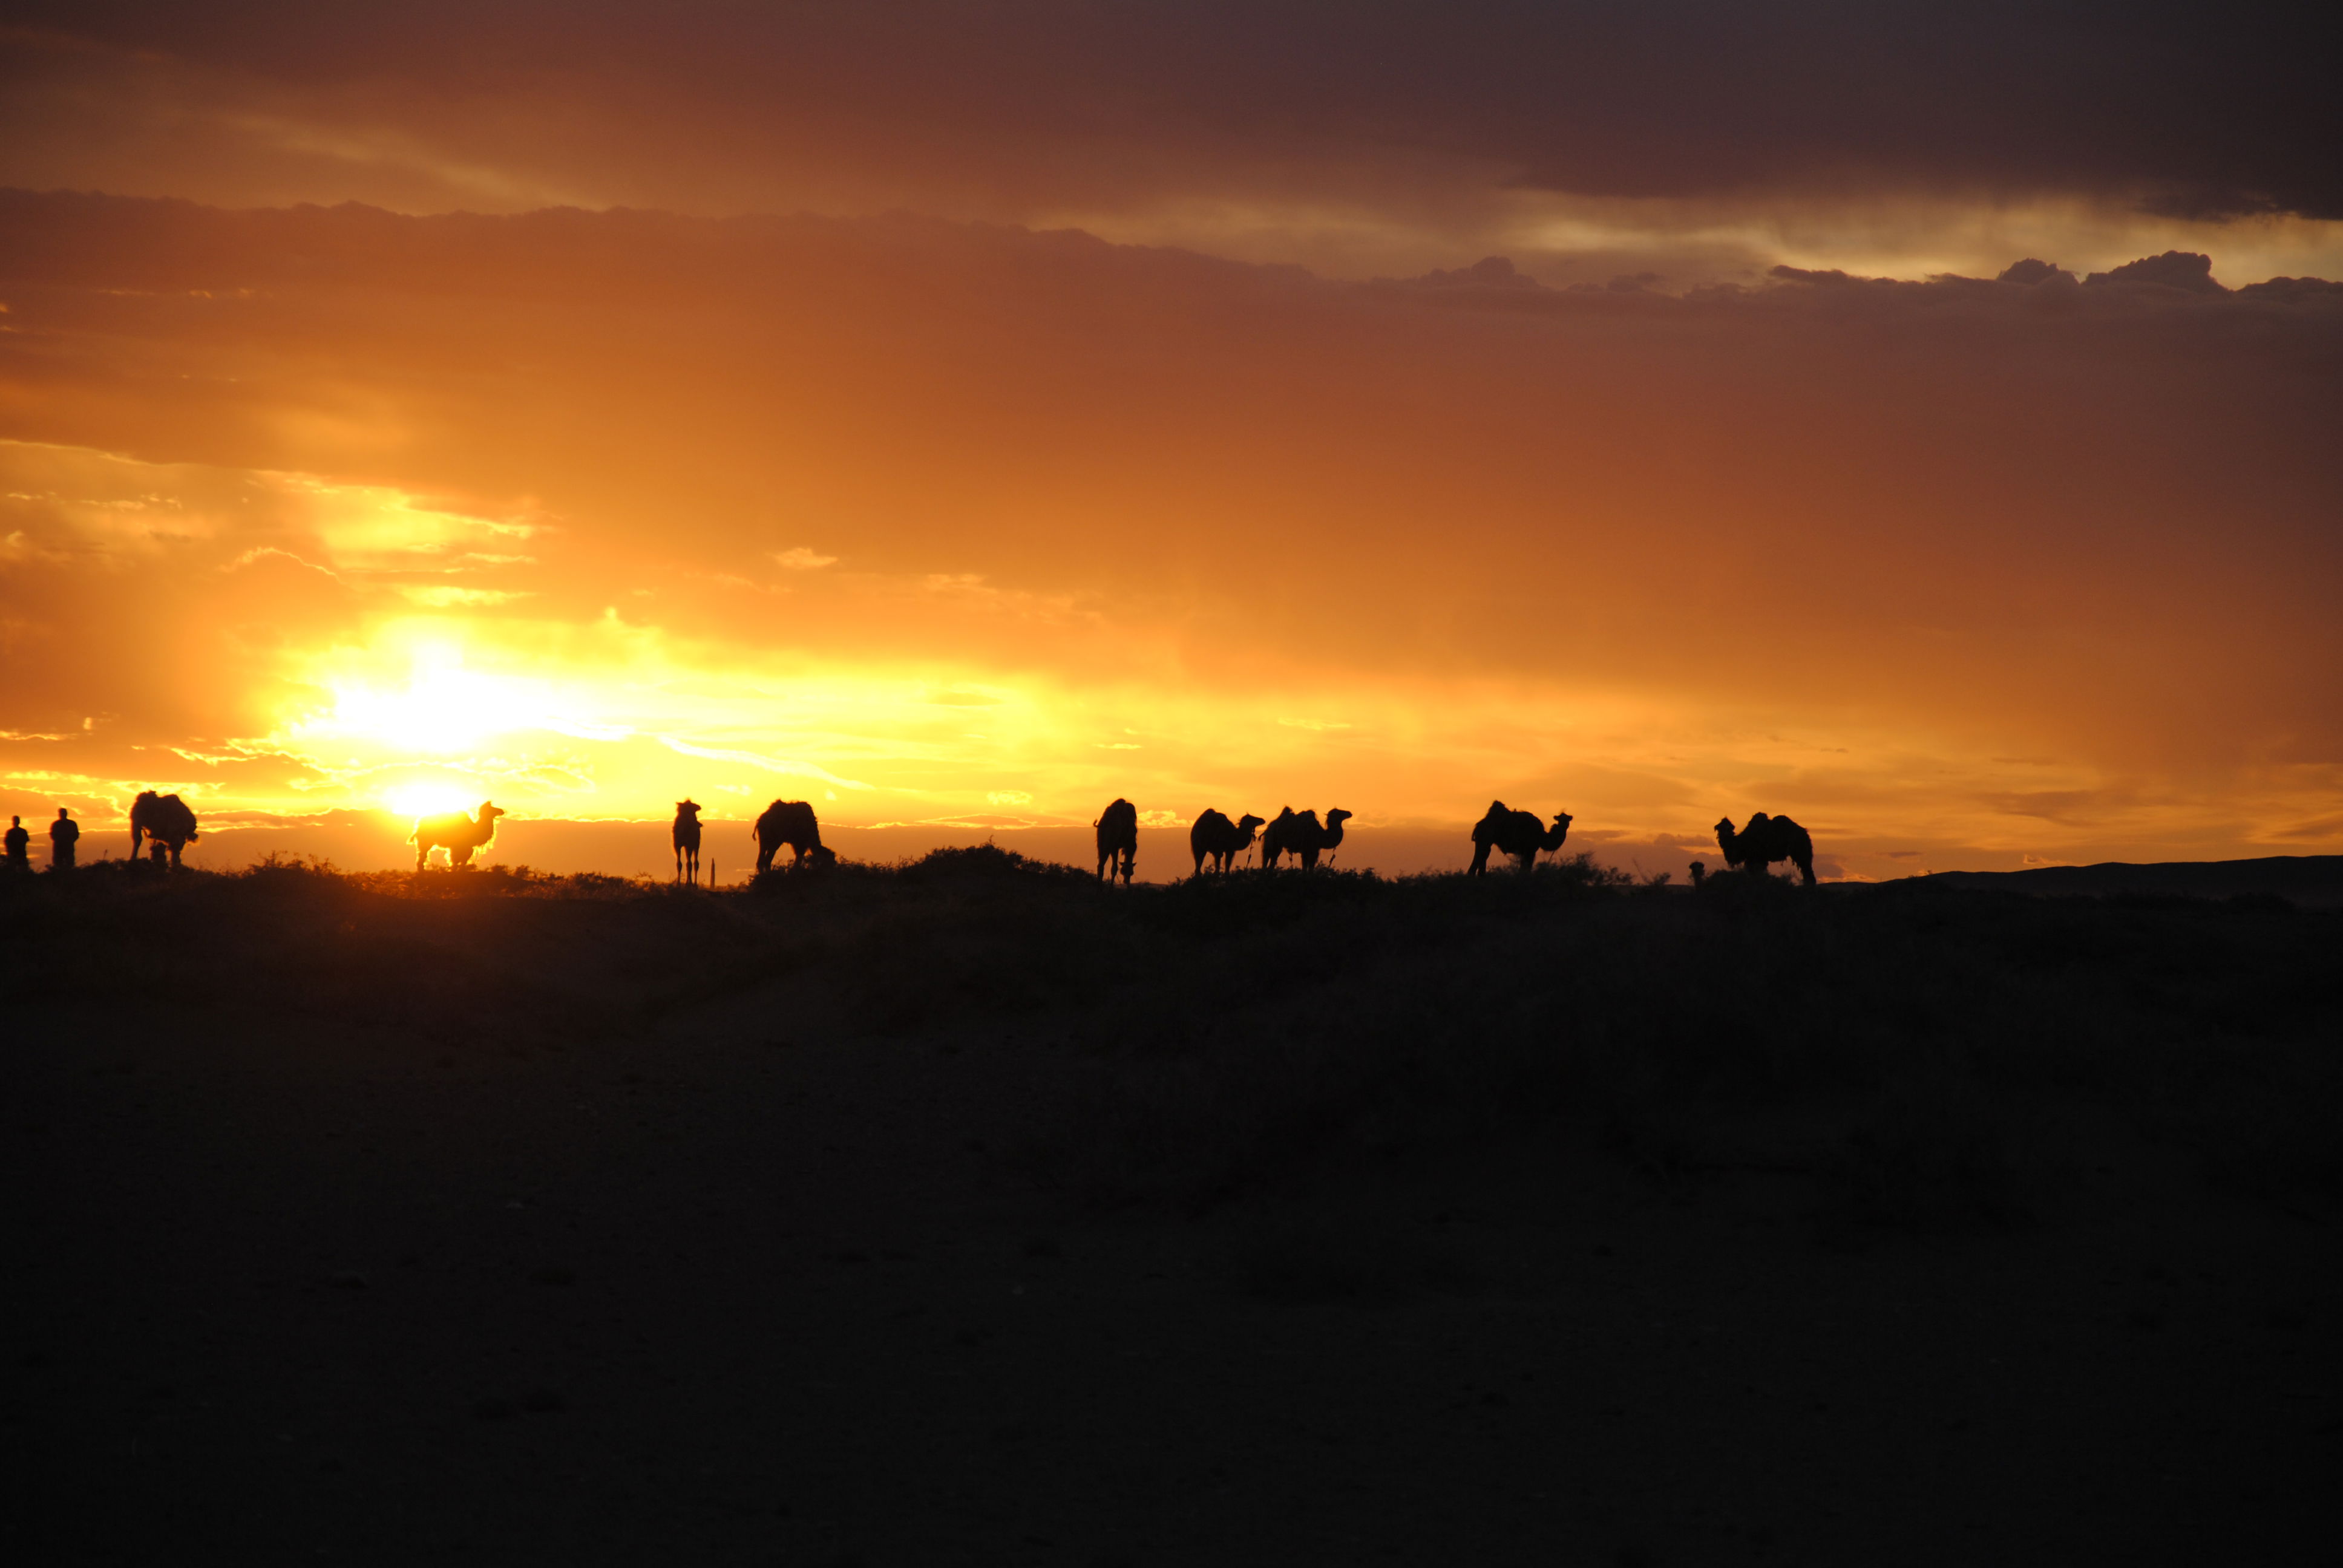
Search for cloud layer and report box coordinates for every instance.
[3,191,2337,875]
[7,4,2340,286]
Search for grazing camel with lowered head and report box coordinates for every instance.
[753,800,836,872]
[129,790,200,869]
[1095,798,1139,884]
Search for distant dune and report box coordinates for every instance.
[1915,855,2343,907]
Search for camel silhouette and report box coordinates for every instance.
[1262,806,1352,871]
[411,802,504,871]
[1188,809,1266,875]
[1095,798,1138,884]
[672,800,703,884]
[1714,812,1816,886]
[129,790,200,869]
[1466,800,1572,877]
[753,799,835,872]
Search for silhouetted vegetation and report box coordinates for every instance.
[4,848,2335,1233]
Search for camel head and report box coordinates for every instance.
[807,844,839,867]
[1551,811,1573,831]
[479,802,505,826]
[1236,813,1265,835]
[675,799,702,820]
[1326,809,1353,829]
[1714,816,1736,840]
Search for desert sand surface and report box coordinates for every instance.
[10,852,2339,1565]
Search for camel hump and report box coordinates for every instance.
[756,799,819,831]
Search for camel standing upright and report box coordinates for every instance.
[1714,812,1817,886]
[1467,801,1573,876]
[410,802,505,871]
[672,800,704,885]
[1095,798,1138,884]
[1188,809,1266,875]
[1262,807,1352,871]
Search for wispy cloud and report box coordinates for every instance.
[656,736,871,790]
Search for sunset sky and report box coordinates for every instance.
[2,2,2337,879]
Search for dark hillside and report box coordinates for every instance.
[7,851,2339,1564]
[1916,854,2343,907]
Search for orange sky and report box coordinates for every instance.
[2,7,2338,878]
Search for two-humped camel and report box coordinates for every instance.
[129,791,200,869]
[1467,800,1573,876]
[1260,806,1352,871]
[1714,812,1816,886]
[753,800,836,872]
[411,802,505,871]
[1188,809,1266,875]
[1094,798,1138,884]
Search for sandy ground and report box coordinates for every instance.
[11,968,2338,1566]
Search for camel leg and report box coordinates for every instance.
[415,844,428,872]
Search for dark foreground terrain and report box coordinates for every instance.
[7,850,2340,1566]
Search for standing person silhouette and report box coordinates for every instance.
[49,807,79,871]
[4,814,28,872]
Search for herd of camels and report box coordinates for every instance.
[665,795,1818,887]
[68,792,1821,888]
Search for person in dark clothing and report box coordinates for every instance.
[49,807,79,871]
[4,814,28,871]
